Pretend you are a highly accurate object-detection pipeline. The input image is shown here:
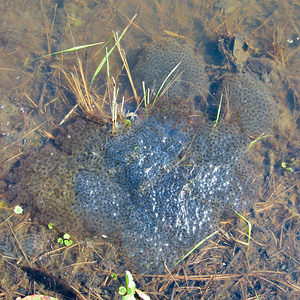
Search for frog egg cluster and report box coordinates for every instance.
[133,39,209,103]
[104,117,189,190]
[223,72,279,136]
[102,119,255,272]
[72,170,131,236]
[6,117,256,274]
[121,167,216,273]
[191,122,249,165]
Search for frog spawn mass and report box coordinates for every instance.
[133,39,210,103]
[223,72,280,136]
[5,37,279,273]
[70,118,255,273]
[6,115,257,273]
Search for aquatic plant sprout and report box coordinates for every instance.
[152,61,182,106]
[142,61,182,109]
[47,222,54,230]
[91,14,137,85]
[234,210,252,248]
[176,230,219,265]
[14,205,23,214]
[119,271,135,299]
[281,161,296,172]
[118,271,150,300]
[247,134,271,151]
[24,42,103,66]
[212,91,223,131]
[57,233,73,246]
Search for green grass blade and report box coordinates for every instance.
[94,34,114,57]
[106,47,110,80]
[142,81,147,107]
[24,42,103,66]
[176,230,219,265]
[234,210,252,246]
[247,134,271,151]
[152,61,181,107]
[91,14,137,85]
[255,290,260,300]
[91,40,117,85]
[212,91,223,130]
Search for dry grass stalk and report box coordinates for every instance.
[110,77,119,129]
[57,53,137,129]
[56,59,111,125]
[8,222,32,267]
[0,152,24,165]
[113,31,139,106]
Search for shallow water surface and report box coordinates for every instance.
[0,0,299,299]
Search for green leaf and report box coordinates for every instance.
[119,286,127,296]
[57,238,64,244]
[14,205,23,215]
[47,223,54,230]
[111,272,118,280]
[281,161,295,172]
[125,271,136,295]
[64,240,73,246]
[63,233,71,240]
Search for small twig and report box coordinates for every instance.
[9,222,32,267]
